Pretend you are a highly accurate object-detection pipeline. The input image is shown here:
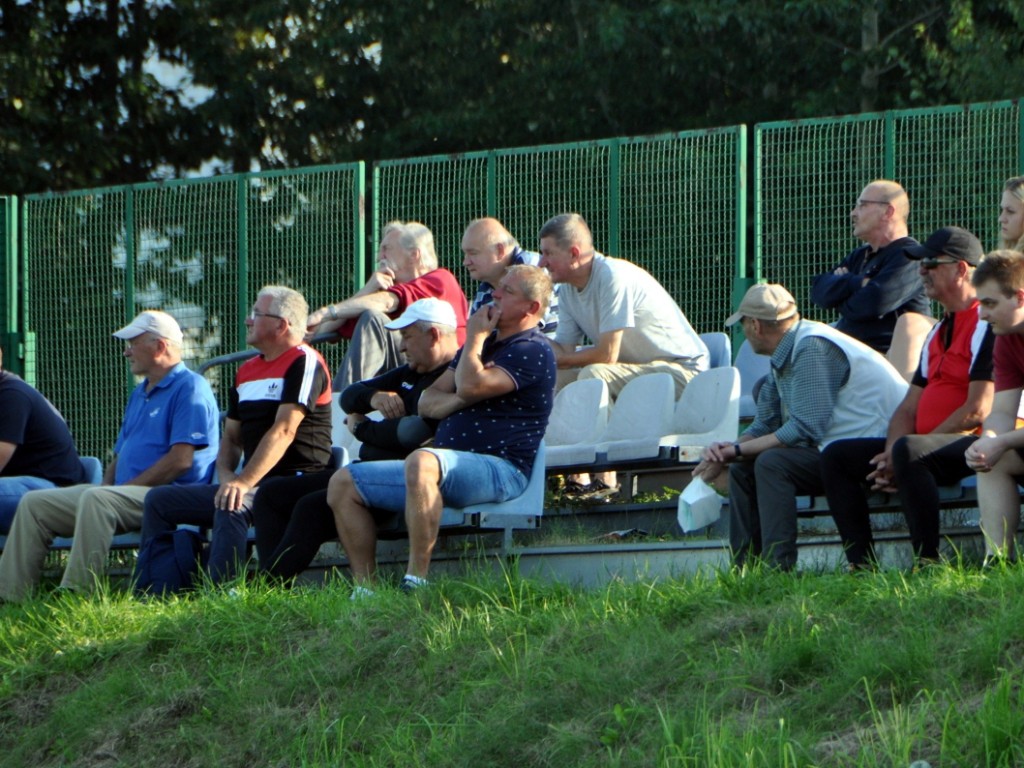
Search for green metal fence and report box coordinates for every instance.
[21,164,365,460]
[11,97,1024,464]
[0,196,15,375]
[755,100,1024,323]
[373,128,747,338]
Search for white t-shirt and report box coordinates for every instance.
[554,253,708,370]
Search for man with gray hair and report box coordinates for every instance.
[308,221,469,392]
[250,297,462,583]
[0,311,219,601]
[139,286,333,585]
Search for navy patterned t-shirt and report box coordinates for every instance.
[433,327,556,476]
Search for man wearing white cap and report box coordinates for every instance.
[0,311,219,601]
[139,286,333,586]
[693,284,907,571]
[251,297,460,582]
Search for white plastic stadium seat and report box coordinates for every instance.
[734,339,771,420]
[593,373,677,463]
[698,332,732,369]
[665,367,741,462]
[543,379,611,470]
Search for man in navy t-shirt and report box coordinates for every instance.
[328,265,556,593]
[0,347,87,533]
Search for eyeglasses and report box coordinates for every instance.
[855,199,891,208]
[920,258,959,269]
[249,308,285,321]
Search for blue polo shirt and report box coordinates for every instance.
[113,363,219,486]
[434,327,556,475]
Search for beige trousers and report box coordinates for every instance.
[557,360,699,399]
[0,484,150,601]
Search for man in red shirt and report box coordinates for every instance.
[820,227,993,568]
[307,221,469,393]
[966,249,1024,563]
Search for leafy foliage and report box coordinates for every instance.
[2,0,1024,194]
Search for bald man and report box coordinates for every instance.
[810,180,929,352]
[461,217,558,337]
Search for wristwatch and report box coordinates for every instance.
[733,442,743,460]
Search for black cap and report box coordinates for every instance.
[904,226,983,266]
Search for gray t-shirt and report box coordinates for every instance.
[554,253,708,371]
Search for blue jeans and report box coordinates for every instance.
[141,484,256,584]
[0,476,58,534]
[349,449,527,511]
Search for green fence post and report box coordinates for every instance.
[123,187,137,398]
[1019,99,1024,175]
[732,126,752,357]
[354,161,367,289]
[608,139,621,257]
[486,151,497,218]
[0,196,19,376]
[237,175,250,349]
[884,110,896,179]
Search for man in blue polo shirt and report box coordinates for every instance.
[0,311,219,601]
[0,347,88,533]
[327,264,556,594]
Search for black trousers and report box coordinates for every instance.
[819,433,977,565]
[251,471,338,582]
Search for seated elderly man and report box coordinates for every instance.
[0,311,219,601]
[307,220,469,393]
[250,298,461,580]
[693,283,907,571]
[461,217,558,338]
[327,264,556,594]
[139,286,333,586]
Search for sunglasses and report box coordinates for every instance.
[920,258,959,269]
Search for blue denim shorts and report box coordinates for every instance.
[348,449,527,512]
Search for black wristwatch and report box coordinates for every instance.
[733,442,743,460]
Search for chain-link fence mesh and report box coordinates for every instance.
[13,99,1024,462]
[374,129,746,337]
[22,165,364,459]
[755,100,1021,323]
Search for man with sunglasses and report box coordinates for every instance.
[811,180,930,352]
[138,286,333,586]
[819,227,993,570]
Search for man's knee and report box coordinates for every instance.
[577,363,614,383]
[326,468,355,508]
[405,450,441,488]
[990,448,1024,477]
[77,487,119,520]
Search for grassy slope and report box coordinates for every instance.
[1,563,1023,768]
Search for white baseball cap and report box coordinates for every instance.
[385,298,457,330]
[112,310,184,343]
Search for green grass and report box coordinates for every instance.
[2,562,1024,767]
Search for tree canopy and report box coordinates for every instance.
[2,0,1024,194]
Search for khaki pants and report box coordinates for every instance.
[557,360,699,400]
[0,484,151,601]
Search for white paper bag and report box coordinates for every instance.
[677,476,723,532]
